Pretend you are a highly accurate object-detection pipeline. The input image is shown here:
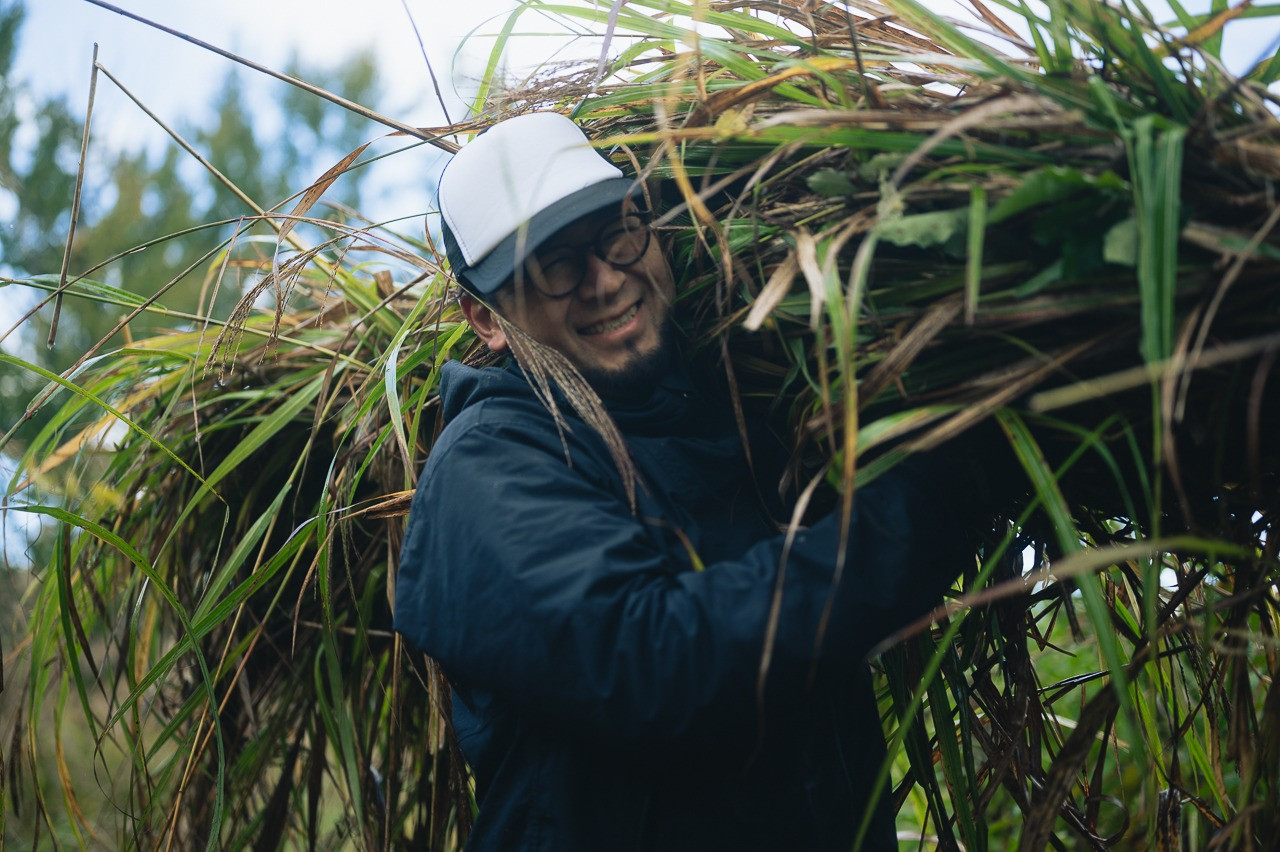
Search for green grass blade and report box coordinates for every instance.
[15,503,228,850]
[0,352,210,490]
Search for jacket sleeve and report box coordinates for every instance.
[394,414,975,753]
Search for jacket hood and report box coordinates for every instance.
[438,360,532,422]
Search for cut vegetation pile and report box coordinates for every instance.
[4,0,1279,848]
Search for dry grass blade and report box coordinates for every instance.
[1021,687,1120,851]
[497,315,639,512]
[858,298,961,404]
[277,143,372,248]
[794,229,827,329]
[743,252,798,331]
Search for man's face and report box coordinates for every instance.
[494,201,677,398]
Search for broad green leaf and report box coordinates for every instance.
[1104,217,1140,266]
[806,169,857,197]
[877,208,968,249]
[987,167,1126,224]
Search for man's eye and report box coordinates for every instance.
[600,220,646,260]
[537,252,578,275]
[601,219,641,243]
[600,233,629,254]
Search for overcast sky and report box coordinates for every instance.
[5,0,1278,226]
[10,1,576,218]
[17,1,528,138]
[19,1,1279,143]
[12,1,1279,207]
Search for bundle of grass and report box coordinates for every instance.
[4,0,1278,849]
[1,145,491,841]
[532,1,1280,846]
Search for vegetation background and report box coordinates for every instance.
[2,0,1279,849]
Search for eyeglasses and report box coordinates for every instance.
[517,210,653,299]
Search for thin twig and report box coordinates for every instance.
[596,0,628,88]
[92,63,281,237]
[399,0,452,125]
[1174,199,1280,418]
[51,43,100,349]
[1030,331,1280,412]
[81,0,457,153]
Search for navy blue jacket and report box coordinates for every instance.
[395,360,974,850]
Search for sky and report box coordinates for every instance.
[14,0,569,143]
[10,0,595,221]
[11,0,1280,219]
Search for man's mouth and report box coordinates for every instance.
[580,302,640,336]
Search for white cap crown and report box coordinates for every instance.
[440,112,625,268]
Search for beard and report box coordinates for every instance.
[576,320,678,405]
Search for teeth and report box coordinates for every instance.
[582,303,639,335]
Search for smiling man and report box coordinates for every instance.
[394,112,992,850]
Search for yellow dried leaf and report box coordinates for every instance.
[744,253,798,331]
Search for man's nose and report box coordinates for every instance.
[577,253,626,300]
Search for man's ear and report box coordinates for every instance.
[459,292,509,353]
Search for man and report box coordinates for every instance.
[395,111,986,850]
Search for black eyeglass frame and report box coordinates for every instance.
[515,209,655,300]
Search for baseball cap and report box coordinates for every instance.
[438,112,641,297]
